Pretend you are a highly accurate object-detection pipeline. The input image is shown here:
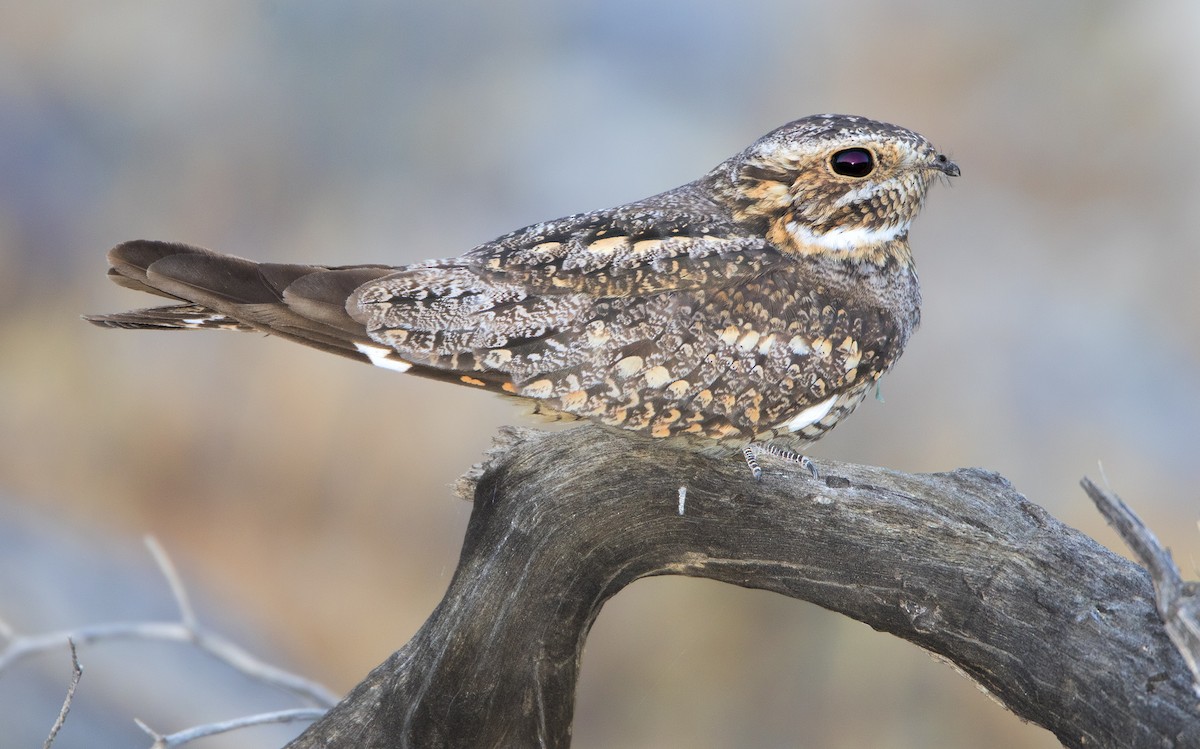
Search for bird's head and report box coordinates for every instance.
[716,114,959,260]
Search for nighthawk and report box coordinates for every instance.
[86,114,958,477]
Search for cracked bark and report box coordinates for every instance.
[285,425,1199,749]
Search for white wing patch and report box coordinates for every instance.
[355,342,413,373]
[782,395,839,433]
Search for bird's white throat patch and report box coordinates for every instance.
[786,221,907,252]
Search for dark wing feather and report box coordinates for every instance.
[85,303,253,331]
[86,241,403,367]
[87,241,522,388]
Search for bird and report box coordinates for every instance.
[86,114,958,478]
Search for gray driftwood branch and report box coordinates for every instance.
[286,425,1199,749]
[1084,477,1200,698]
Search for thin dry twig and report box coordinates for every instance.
[144,536,197,629]
[42,639,82,749]
[1,536,337,748]
[136,708,327,749]
[0,536,337,707]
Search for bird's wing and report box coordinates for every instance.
[347,208,780,373]
[347,212,880,441]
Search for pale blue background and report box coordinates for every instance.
[2,2,1198,747]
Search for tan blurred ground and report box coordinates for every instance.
[2,2,1199,747]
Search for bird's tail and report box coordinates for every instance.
[83,240,405,368]
[84,303,252,331]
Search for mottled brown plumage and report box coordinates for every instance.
[86,114,958,467]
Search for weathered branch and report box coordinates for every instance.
[1083,476,1200,697]
[287,425,1200,749]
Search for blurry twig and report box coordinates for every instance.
[0,535,338,748]
[1082,476,1200,696]
[42,639,81,749]
[145,537,196,628]
[0,535,337,707]
[135,708,327,749]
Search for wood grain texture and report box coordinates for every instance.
[286,425,1199,748]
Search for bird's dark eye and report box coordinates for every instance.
[830,148,875,178]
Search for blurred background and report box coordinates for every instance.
[1,1,1198,747]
